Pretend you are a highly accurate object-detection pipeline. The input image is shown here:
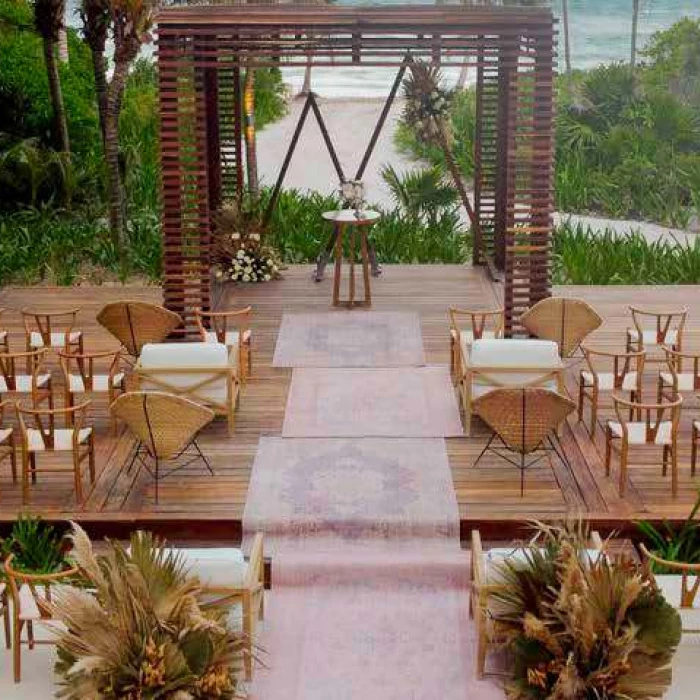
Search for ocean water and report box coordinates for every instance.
[65,1,700,97]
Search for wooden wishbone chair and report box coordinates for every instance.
[0,348,53,416]
[604,395,683,498]
[658,346,700,403]
[626,306,687,368]
[448,307,504,384]
[21,307,83,369]
[0,399,18,495]
[14,400,95,505]
[0,308,9,355]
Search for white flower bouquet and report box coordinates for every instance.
[340,180,365,212]
[213,246,279,283]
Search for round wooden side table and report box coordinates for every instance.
[322,209,380,308]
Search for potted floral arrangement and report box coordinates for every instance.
[340,179,366,216]
[50,524,245,699]
[491,522,682,699]
[211,206,281,284]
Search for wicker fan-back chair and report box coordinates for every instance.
[521,297,602,359]
[473,387,576,495]
[97,301,182,359]
[111,392,214,502]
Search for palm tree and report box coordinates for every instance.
[33,0,70,153]
[562,0,572,75]
[79,0,110,143]
[106,0,156,255]
[631,0,640,72]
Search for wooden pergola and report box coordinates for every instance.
[156,3,556,334]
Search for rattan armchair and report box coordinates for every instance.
[470,529,605,678]
[0,307,9,355]
[604,395,683,498]
[658,346,700,403]
[58,349,125,435]
[111,391,215,503]
[96,301,182,360]
[520,296,603,359]
[473,387,576,495]
[21,307,83,364]
[578,347,645,436]
[448,307,504,384]
[626,306,687,367]
[4,553,79,682]
[0,399,17,494]
[194,306,254,382]
[639,543,700,633]
[15,400,95,505]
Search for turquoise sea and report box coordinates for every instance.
[66,1,700,97]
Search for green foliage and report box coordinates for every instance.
[0,515,67,574]
[0,0,32,27]
[552,221,700,284]
[254,67,287,130]
[636,492,700,573]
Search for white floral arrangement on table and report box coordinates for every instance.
[340,179,366,214]
[212,207,282,284]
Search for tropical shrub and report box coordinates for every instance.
[51,525,245,699]
[492,522,682,700]
[0,515,67,574]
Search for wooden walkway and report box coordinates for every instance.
[0,268,699,539]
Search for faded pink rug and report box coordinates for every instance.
[243,438,459,545]
[272,312,425,367]
[282,366,463,437]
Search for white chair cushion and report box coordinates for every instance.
[695,420,700,432]
[140,342,232,404]
[654,575,700,631]
[471,379,558,400]
[27,427,92,452]
[0,331,6,341]
[0,427,12,442]
[0,374,50,392]
[204,329,252,346]
[168,547,248,588]
[29,330,81,348]
[659,372,696,392]
[469,339,561,390]
[627,328,678,346]
[68,372,125,393]
[460,330,497,348]
[608,421,673,445]
[581,371,639,391]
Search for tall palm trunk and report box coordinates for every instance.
[243,67,259,197]
[301,64,312,95]
[42,37,70,153]
[631,0,640,72]
[562,0,572,75]
[92,49,108,142]
[105,61,129,256]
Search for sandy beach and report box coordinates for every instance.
[257,97,697,245]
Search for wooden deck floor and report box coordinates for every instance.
[1,268,699,539]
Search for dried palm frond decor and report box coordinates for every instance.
[212,205,281,283]
[50,524,246,699]
[402,61,477,231]
[491,522,682,700]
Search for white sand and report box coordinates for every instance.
[257,98,697,245]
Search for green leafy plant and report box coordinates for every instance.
[492,522,682,700]
[51,524,245,699]
[637,492,700,573]
[0,515,67,574]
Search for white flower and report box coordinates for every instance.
[245,266,252,274]
[214,269,223,279]
[264,274,271,281]
[231,233,241,240]
[237,249,245,258]
[250,232,260,241]
[243,274,250,282]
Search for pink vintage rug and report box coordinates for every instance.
[282,366,463,437]
[272,312,425,367]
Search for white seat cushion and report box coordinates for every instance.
[0,330,6,342]
[468,339,562,390]
[29,330,82,348]
[68,372,125,393]
[460,330,497,347]
[0,427,12,443]
[654,575,700,631]
[627,328,678,347]
[0,373,50,392]
[204,329,252,346]
[140,342,232,404]
[608,421,673,445]
[694,420,700,432]
[471,379,558,400]
[27,427,92,452]
[168,547,248,588]
[659,372,696,392]
[581,370,639,391]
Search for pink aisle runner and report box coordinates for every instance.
[243,323,503,699]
